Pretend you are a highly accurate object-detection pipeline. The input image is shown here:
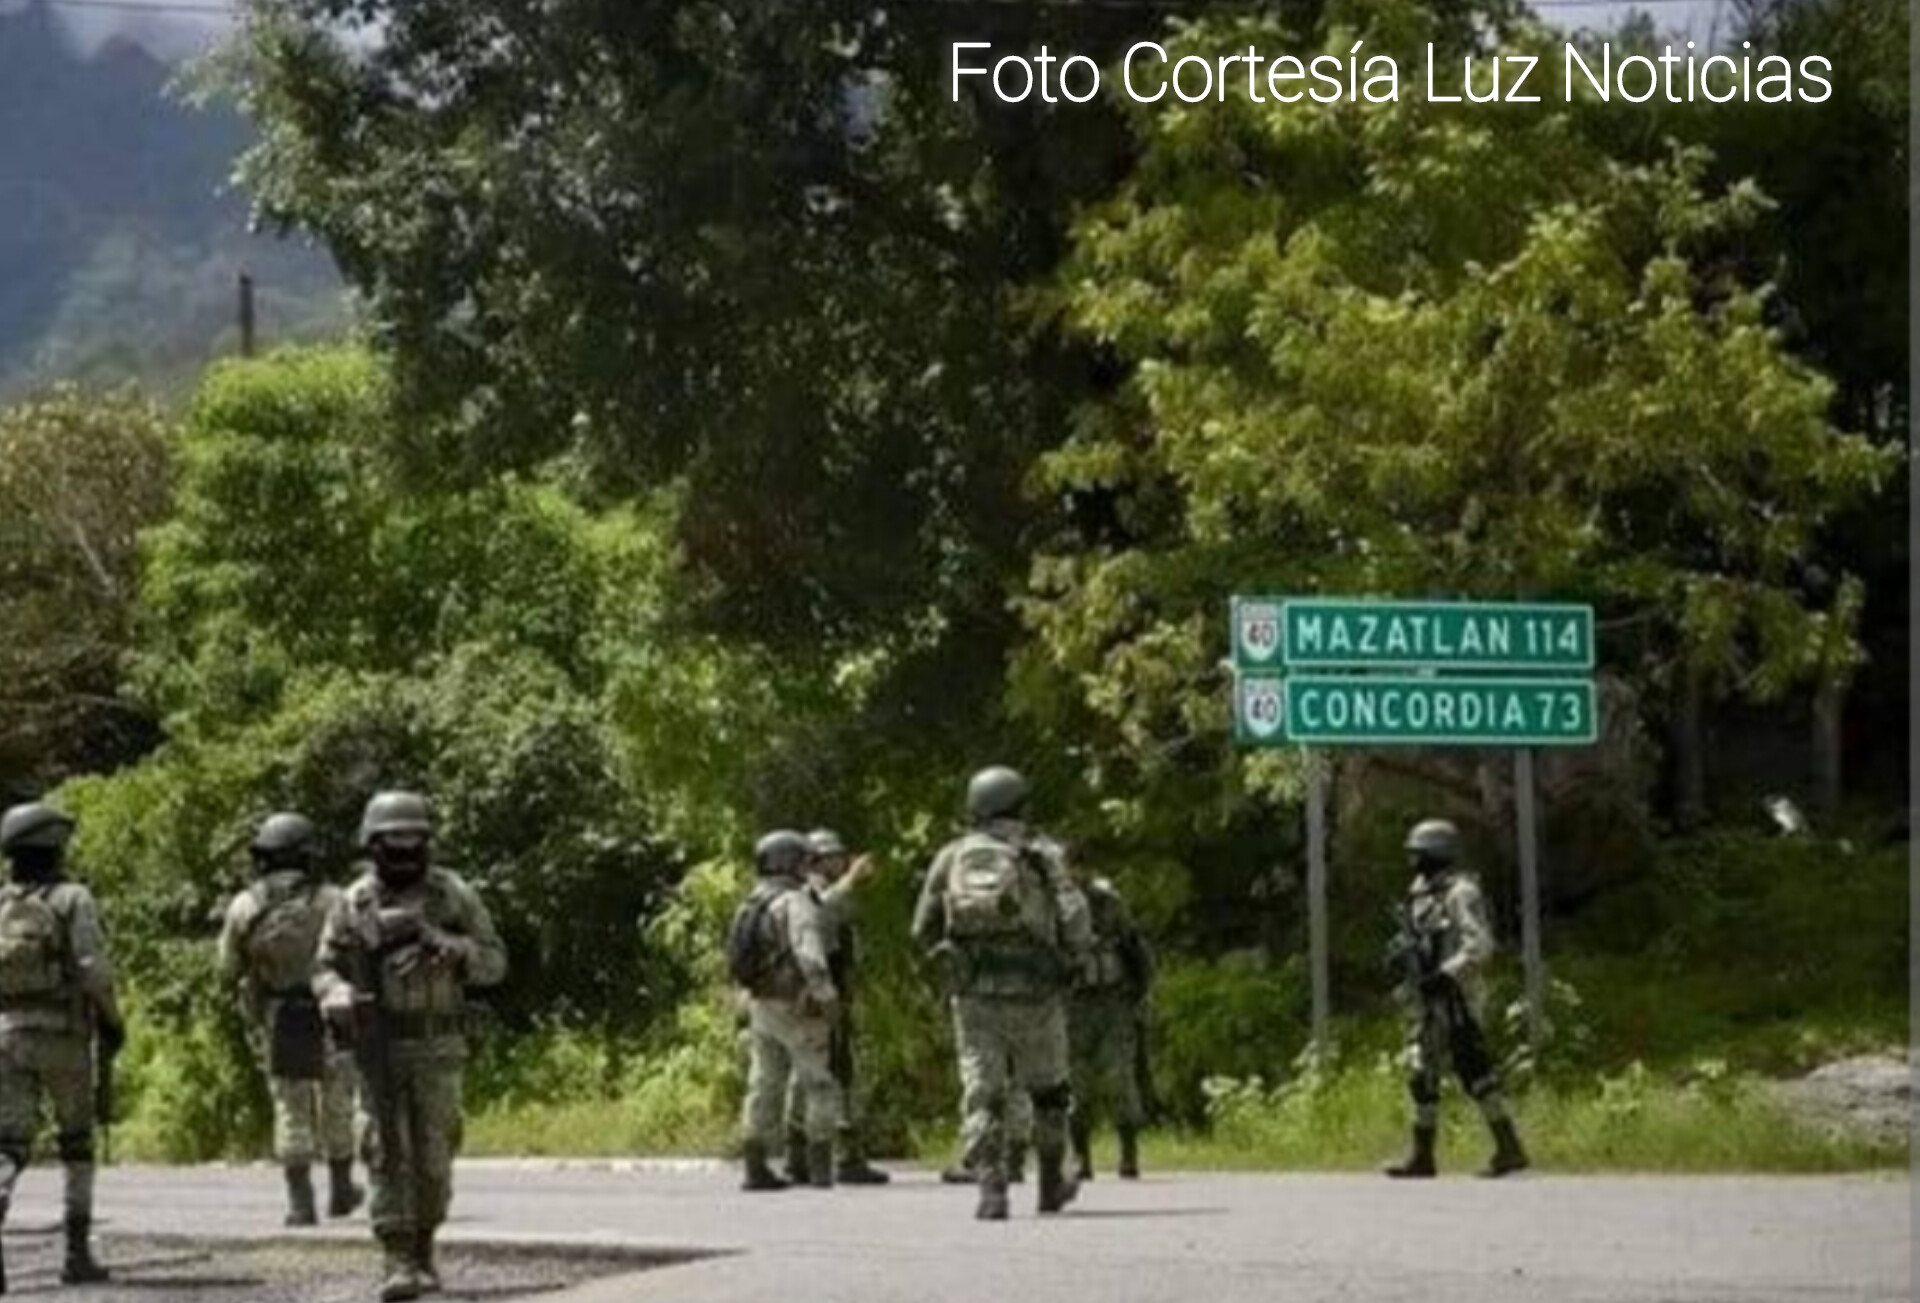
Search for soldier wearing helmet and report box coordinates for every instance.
[731,830,842,1192]
[0,802,122,1286]
[313,793,506,1301]
[782,829,888,1186]
[217,812,362,1227]
[1383,818,1529,1180]
[912,767,1091,1221]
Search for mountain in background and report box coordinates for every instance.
[0,0,346,398]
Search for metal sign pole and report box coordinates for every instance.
[1306,749,1331,1058]
[1514,746,1546,1048]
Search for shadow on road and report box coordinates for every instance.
[1064,1208,1230,1220]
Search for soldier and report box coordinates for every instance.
[783,830,888,1186]
[1067,859,1153,1182]
[218,812,363,1226]
[1383,818,1530,1180]
[0,802,122,1288]
[912,767,1089,1221]
[316,792,507,1302]
[731,830,841,1192]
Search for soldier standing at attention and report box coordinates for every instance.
[1067,857,1153,1182]
[1384,818,1530,1180]
[316,792,507,1302]
[913,767,1089,1221]
[731,830,841,1192]
[783,830,887,1185]
[218,812,363,1227]
[0,803,123,1289]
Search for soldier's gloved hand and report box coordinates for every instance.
[375,908,422,947]
[321,988,359,1031]
[419,925,473,966]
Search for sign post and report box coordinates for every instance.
[1231,596,1596,1056]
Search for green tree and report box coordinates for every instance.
[1020,9,1894,852]
[0,385,171,791]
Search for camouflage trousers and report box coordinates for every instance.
[1069,991,1144,1130]
[362,1043,465,1239]
[0,1027,96,1219]
[267,1050,359,1165]
[744,998,839,1147]
[1403,990,1508,1128]
[786,1003,861,1140]
[952,993,1069,1180]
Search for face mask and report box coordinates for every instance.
[6,846,63,882]
[372,838,429,885]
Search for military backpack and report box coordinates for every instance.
[942,833,1044,942]
[245,878,327,993]
[0,883,68,999]
[726,883,788,996]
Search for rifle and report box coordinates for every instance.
[92,1013,122,1167]
[343,920,406,1208]
[1384,902,1439,993]
[1132,1000,1163,1124]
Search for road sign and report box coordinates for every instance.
[1285,675,1596,745]
[1232,673,1598,747]
[1233,597,1595,673]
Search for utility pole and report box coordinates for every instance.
[238,271,257,358]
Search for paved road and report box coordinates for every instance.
[7,1161,1909,1302]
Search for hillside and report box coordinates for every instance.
[0,1,345,396]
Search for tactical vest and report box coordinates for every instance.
[243,873,330,995]
[0,882,73,1013]
[345,869,472,1028]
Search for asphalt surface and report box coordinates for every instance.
[2,1160,1907,1302]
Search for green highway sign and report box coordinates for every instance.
[1232,597,1595,673]
[1281,675,1597,746]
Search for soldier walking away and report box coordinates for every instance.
[1383,818,1530,1180]
[0,802,124,1290]
[218,813,363,1227]
[316,792,507,1302]
[1067,857,1154,1182]
[730,831,843,1192]
[913,767,1090,1221]
[783,830,888,1186]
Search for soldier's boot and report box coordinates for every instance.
[1007,1143,1028,1185]
[783,1128,811,1186]
[806,1141,835,1190]
[974,1173,1009,1222]
[283,1163,319,1227]
[327,1159,364,1218]
[1070,1119,1094,1183]
[741,1141,790,1192]
[59,1214,109,1285]
[1480,1118,1530,1179]
[1,1195,10,1295]
[377,1231,423,1302]
[414,1225,442,1295]
[835,1135,890,1185]
[1384,1125,1438,1179]
[1036,1146,1079,1215]
[1117,1126,1141,1180]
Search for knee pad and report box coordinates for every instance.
[1407,1072,1441,1107]
[56,1130,94,1165]
[1030,1083,1073,1114]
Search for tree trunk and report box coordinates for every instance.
[1811,677,1846,821]
[1672,665,1707,829]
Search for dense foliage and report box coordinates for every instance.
[0,0,1904,1159]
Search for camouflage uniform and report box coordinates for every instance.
[913,801,1089,1221]
[218,865,361,1222]
[0,802,121,1286]
[1385,819,1528,1179]
[316,835,506,1300]
[784,855,887,1183]
[1069,876,1152,1179]
[740,870,840,1189]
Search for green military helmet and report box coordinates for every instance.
[0,802,75,854]
[965,766,1029,824]
[358,790,433,847]
[807,828,848,859]
[1403,818,1459,865]
[252,811,318,865]
[755,830,811,878]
